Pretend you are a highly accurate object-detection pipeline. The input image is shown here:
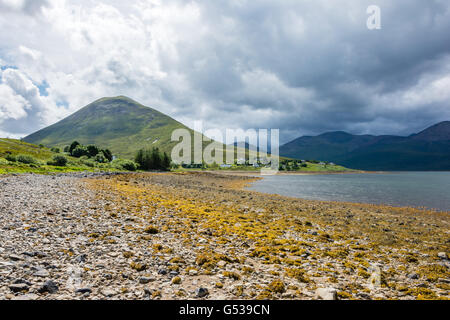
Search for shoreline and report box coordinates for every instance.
[243,175,450,214]
[203,170,371,177]
[0,171,448,300]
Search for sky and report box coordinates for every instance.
[0,0,449,143]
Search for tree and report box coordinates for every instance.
[135,148,170,171]
[162,152,171,170]
[69,141,81,155]
[135,149,153,170]
[135,149,145,168]
[102,149,113,162]
[150,148,162,169]
[87,145,100,158]
[72,145,89,158]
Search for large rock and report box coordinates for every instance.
[315,287,338,300]
[139,276,155,284]
[195,288,209,298]
[9,283,29,293]
[38,280,59,294]
[75,288,92,294]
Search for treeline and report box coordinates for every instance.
[52,142,172,171]
[135,148,171,171]
[64,141,113,163]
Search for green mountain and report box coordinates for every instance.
[280,121,450,171]
[24,96,192,159]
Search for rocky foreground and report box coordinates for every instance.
[0,172,448,300]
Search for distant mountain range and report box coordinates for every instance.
[22,96,449,170]
[24,96,193,158]
[280,121,450,171]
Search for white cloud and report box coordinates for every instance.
[0,0,49,14]
[0,68,62,135]
[0,82,30,120]
[0,0,26,11]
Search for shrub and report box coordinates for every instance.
[17,154,36,164]
[112,159,137,171]
[81,159,95,168]
[50,147,60,153]
[69,141,81,155]
[5,154,16,162]
[48,155,68,167]
[0,158,8,165]
[72,145,89,158]
[94,153,107,163]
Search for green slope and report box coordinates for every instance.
[24,96,191,159]
[0,138,126,174]
[0,138,55,160]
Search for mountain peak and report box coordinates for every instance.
[96,95,136,102]
[23,97,189,158]
[87,96,146,109]
[412,121,450,141]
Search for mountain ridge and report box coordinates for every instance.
[280,121,450,170]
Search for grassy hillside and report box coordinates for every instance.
[0,138,55,160]
[24,96,192,159]
[0,138,354,174]
[0,138,125,174]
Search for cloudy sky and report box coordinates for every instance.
[0,0,449,143]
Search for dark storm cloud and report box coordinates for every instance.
[157,0,450,142]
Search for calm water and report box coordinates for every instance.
[247,172,450,211]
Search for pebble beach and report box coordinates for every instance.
[0,172,448,300]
